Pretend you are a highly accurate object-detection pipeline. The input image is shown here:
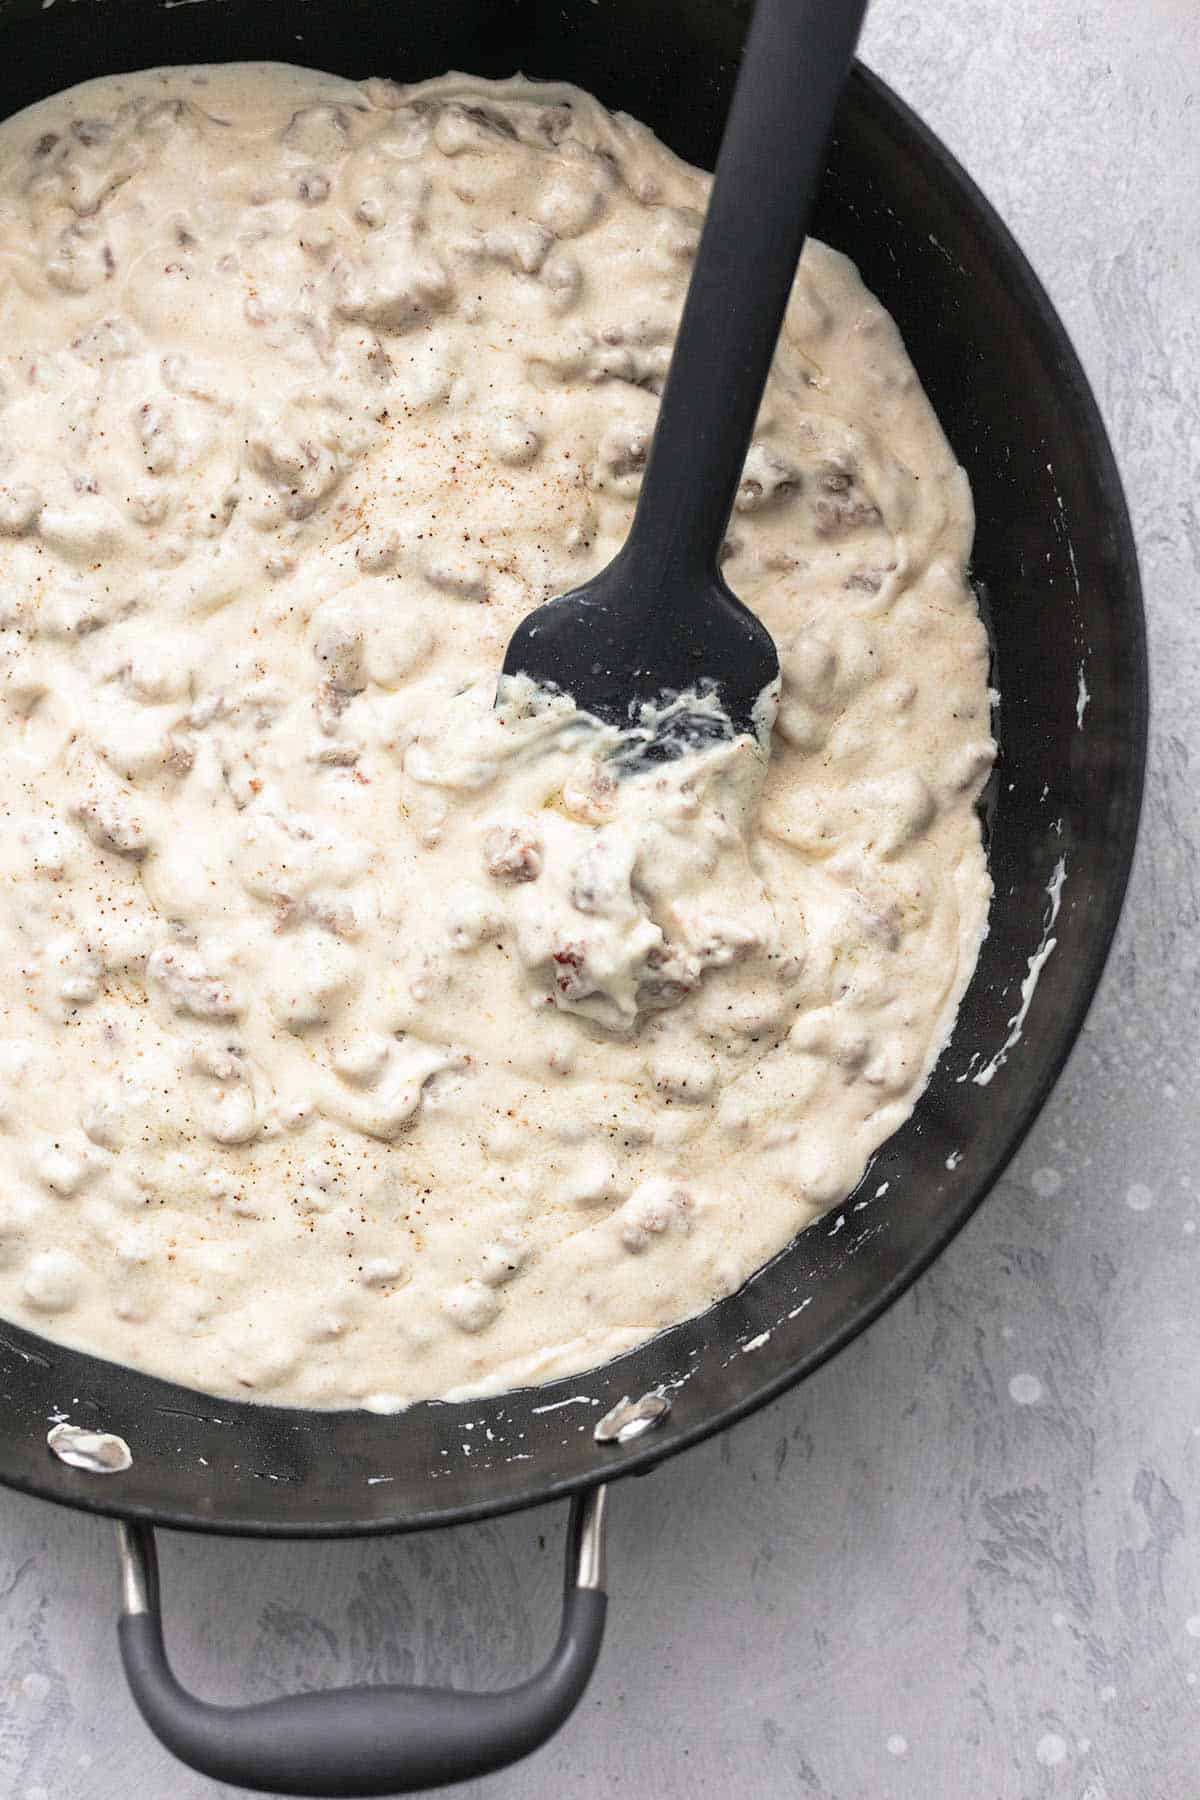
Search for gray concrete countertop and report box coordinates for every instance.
[1,2,1196,1795]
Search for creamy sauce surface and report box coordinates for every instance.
[0,64,993,1407]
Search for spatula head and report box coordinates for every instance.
[499,555,779,757]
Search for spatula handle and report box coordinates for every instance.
[624,0,867,588]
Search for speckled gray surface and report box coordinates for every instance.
[1,2,1196,1795]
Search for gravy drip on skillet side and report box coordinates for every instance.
[0,65,994,1407]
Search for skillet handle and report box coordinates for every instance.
[115,1487,608,1797]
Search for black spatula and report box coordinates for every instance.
[499,0,868,752]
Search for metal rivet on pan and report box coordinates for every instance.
[593,1391,671,1445]
[47,1422,133,1474]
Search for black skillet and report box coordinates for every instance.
[0,0,1146,1793]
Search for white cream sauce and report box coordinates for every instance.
[0,64,993,1408]
[46,1420,133,1472]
